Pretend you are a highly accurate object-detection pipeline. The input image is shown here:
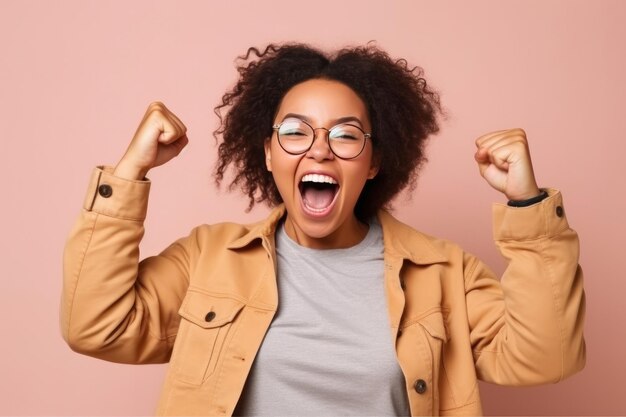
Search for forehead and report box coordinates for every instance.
[276,79,369,126]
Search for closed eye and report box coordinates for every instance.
[330,126,361,141]
[332,133,358,140]
[282,130,308,136]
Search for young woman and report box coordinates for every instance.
[61,44,585,416]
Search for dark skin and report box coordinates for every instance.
[115,94,540,249]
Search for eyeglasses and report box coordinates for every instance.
[272,117,371,160]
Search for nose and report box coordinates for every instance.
[306,128,334,161]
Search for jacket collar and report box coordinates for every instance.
[376,210,448,265]
[227,205,448,265]
[227,205,287,250]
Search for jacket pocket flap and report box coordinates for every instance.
[418,311,448,341]
[178,290,245,329]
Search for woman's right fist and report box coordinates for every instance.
[114,102,189,180]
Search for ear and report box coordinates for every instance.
[264,138,272,172]
[367,154,380,179]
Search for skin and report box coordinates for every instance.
[114,102,189,181]
[474,128,540,201]
[114,89,541,250]
[264,79,379,249]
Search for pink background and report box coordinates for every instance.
[1,0,624,415]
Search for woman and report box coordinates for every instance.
[61,43,585,416]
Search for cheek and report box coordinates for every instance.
[342,166,372,201]
[268,152,299,196]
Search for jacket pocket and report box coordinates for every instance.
[414,309,449,412]
[417,309,448,343]
[170,289,245,385]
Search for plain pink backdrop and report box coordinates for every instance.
[1,0,624,415]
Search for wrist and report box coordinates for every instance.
[507,189,549,207]
[114,160,148,181]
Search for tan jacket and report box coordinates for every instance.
[61,167,586,416]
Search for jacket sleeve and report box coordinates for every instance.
[464,189,586,385]
[61,166,192,364]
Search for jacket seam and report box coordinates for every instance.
[440,398,480,412]
[89,210,145,222]
[440,357,459,409]
[400,306,447,329]
[149,235,193,342]
[136,280,179,342]
[495,223,568,243]
[538,235,565,382]
[462,256,479,294]
[211,303,249,412]
[65,211,98,346]
[465,255,500,357]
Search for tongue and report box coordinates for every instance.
[302,186,335,209]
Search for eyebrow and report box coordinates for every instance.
[282,113,366,128]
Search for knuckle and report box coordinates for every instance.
[147,114,164,127]
[510,127,527,137]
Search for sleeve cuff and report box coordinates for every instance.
[492,188,570,241]
[82,166,151,221]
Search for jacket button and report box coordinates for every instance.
[98,184,113,198]
[556,206,564,217]
[414,379,427,394]
[205,311,216,322]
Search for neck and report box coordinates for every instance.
[283,215,369,249]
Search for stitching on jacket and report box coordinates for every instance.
[462,255,479,294]
[439,356,459,410]
[440,398,479,412]
[90,209,145,222]
[495,229,567,243]
[495,208,569,243]
[248,257,275,310]
[135,280,178,343]
[65,211,98,346]
[400,306,448,330]
[538,235,565,382]
[465,254,503,357]
[210,302,251,412]
[463,255,494,357]
[415,320,435,413]
[143,231,196,342]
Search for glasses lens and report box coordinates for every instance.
[277,118,314,154]
[328,124,366,159]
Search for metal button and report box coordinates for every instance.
[205,311,216,322]
[556,206,564,217]
[98,184,113,198]
[414,379,427,394]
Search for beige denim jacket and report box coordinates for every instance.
[61,167,585,416]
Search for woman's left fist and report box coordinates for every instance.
[474,128,541,201]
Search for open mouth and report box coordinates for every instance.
[299,173,339,215]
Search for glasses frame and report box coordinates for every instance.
[272,118,372,160]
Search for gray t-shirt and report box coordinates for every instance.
[234,221,410,416]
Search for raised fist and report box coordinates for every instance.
[114,102,189,180]
[474,128,541,201]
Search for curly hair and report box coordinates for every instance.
[214,42,442,219]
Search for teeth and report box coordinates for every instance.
[301,174,338,185]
